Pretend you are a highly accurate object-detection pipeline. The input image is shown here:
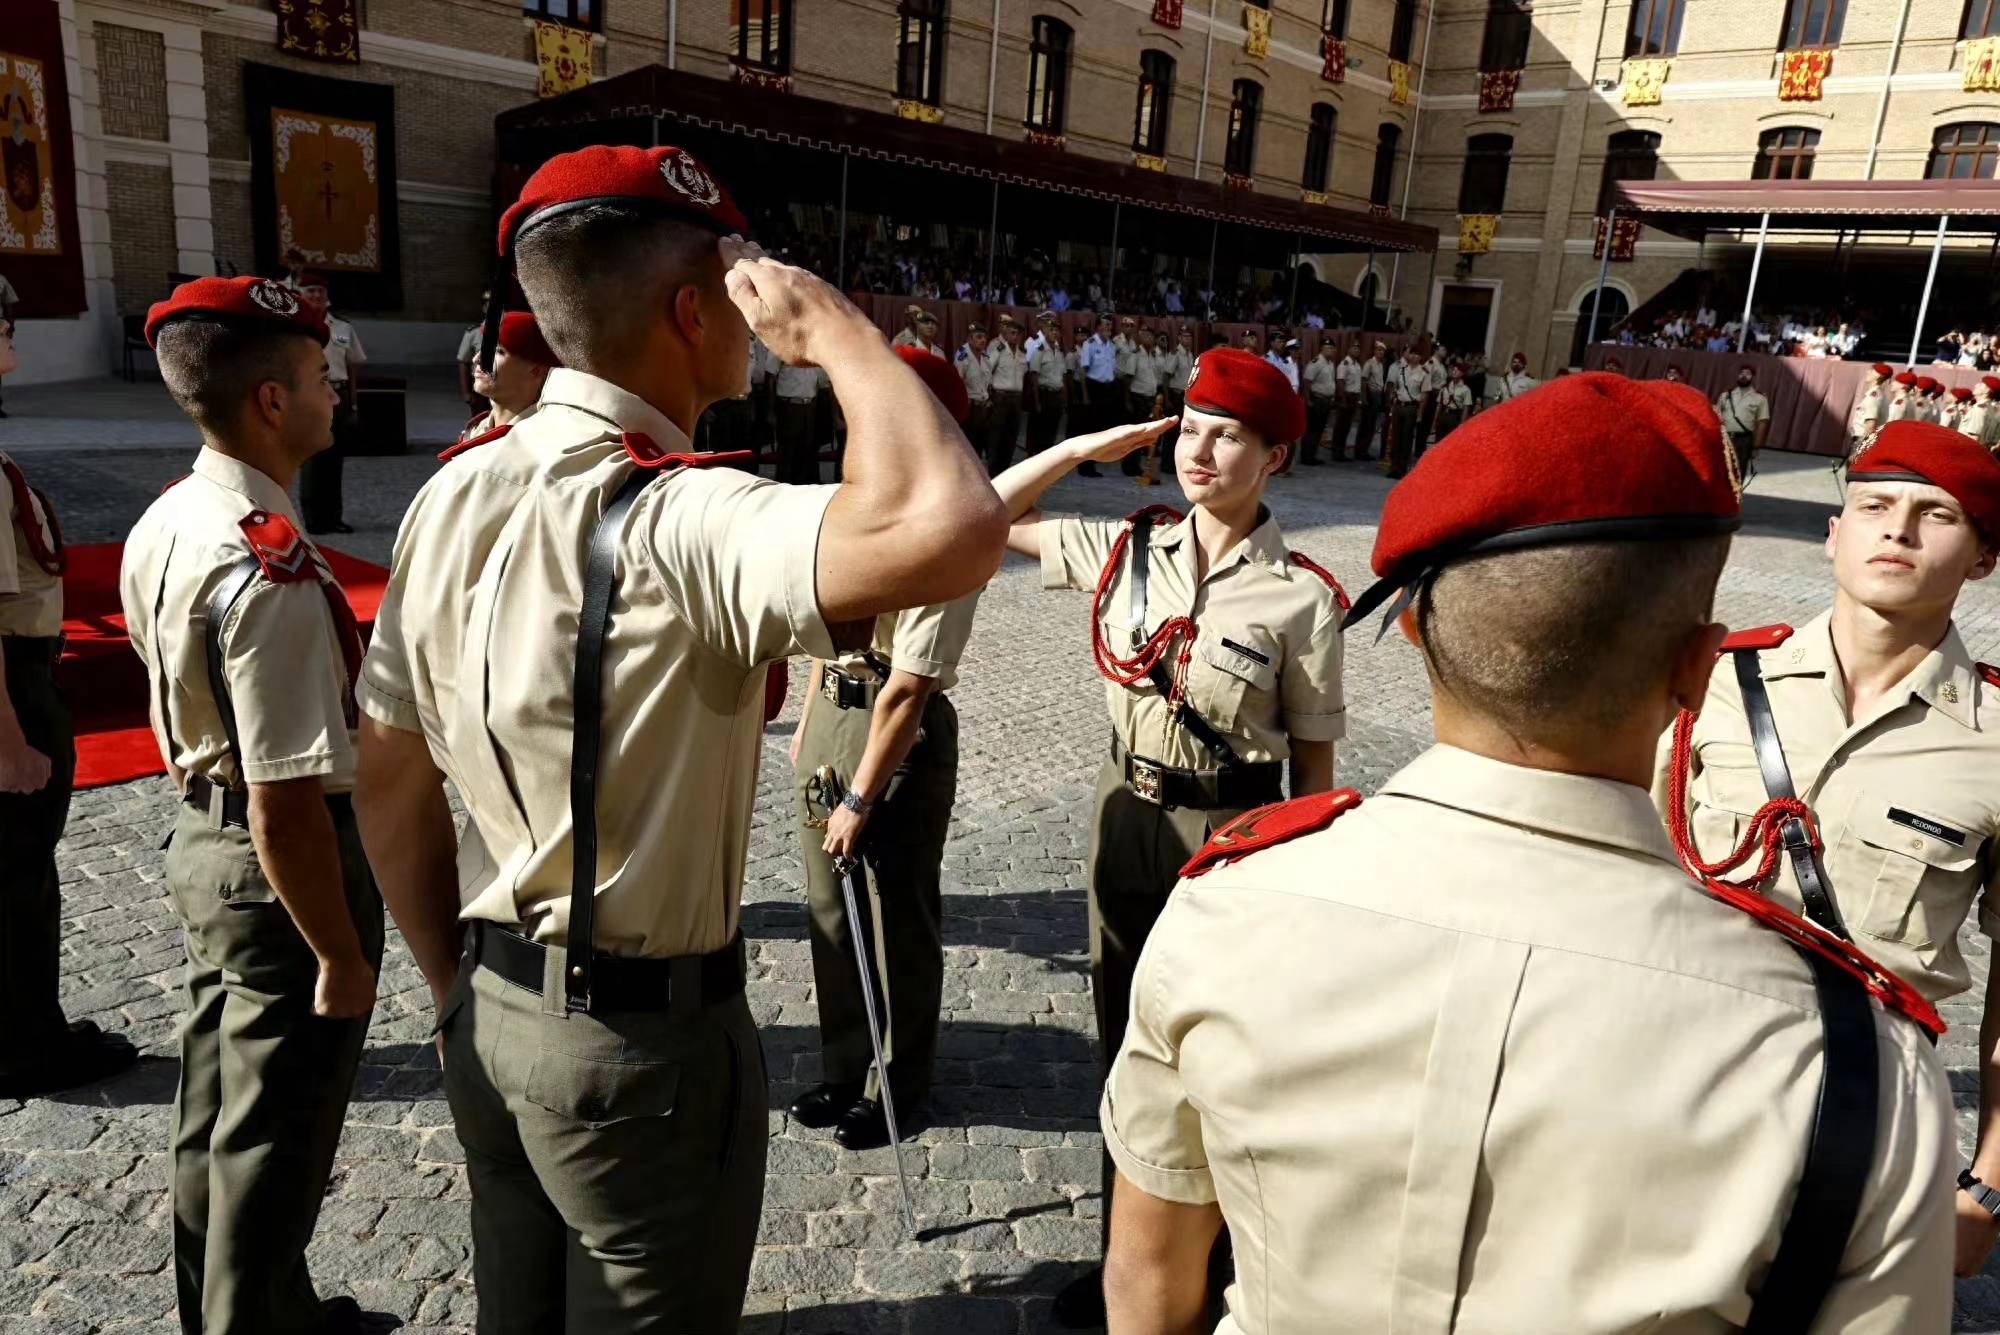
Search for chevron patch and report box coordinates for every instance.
[239,510,316,584]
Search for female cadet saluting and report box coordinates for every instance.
[989,347,1349,1326]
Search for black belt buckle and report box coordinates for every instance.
[1129,755,1166,806]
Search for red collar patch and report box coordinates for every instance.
[1287,551,1351,612]
[1980,663,2000,691]
[620,432,754,471]
[1720,623,1793,653]
[239,510,316,584]
[1181,789,1362,879]
[438,423,510,463]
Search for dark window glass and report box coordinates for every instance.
[1025,17,1072,133]
[1481,1,1532,71]
[1225,79,1262,176]
[1928,122,2000,180]
[897,0,949,105]
[1964,0,2000,39]
[1458,132,1513,213]
[1753,126,1819,179]
[732,0,791,72]
[1371,122,1401,206]
[525,0,597,29]
[1390,0,1418,60]
[1133,49,1175,154]
[1779,0,1845,47]
[1322,0,1350,38]
[1625,0,1685,56]
[1303,103,1336,191]
[1597,128,1661,213]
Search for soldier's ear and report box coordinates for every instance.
[670,282,706,346]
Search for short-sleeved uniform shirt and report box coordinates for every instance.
[1495,369,1535,400]
[0,454,64,638]
[1106,745,1953,1334]
[989,343,1026,393]
[323,316,364,383]
[1660,609,2000,1004]
[1851,382,1888,436]
[1030,342,1065,391]
[1038,509,1345,768]
[1114,334,1137,378]
[361,368,837,959]
[1163,347,1194,391]
[834,591,981,694]
[1303,358,1338,399]
[774,361,829,401]
[956,347,994,403]
[1715,387,1772,438]
[1130,348,1162,400]
[121,450,358,790]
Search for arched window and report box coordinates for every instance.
[1322,0,1350,38]
[1964,0,2000,39]
[1481,1,1533,71]
[1133,50,1175,155]
[1597,129,1661,213]
[1225,79,1263,177]
[1779,0,1845,48]
[1025,17,1072,133]
[1371,123,1401,207]
[1303,103,1337,191]
[1458,133,1513,214]
[1928,122,2000,179]
[897,0,949,106]
[1571,286,1632,367]
[1754,126,1819,179]
[733,0,791,73]
[1626,0,1684,56]
[1389,0,1419,61]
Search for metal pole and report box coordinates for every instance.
[986,180,999,295]
[1107,202,1121,313]
[1908,213,1949,366]
[1586,206,1615,348]
[1865,0,1916,179]
[1388,0,1438,309]
[985,0,1002,135]
[1287,233,1302,320]
[1194,0,1219,178]
[1207,219,1219,294]
[1362,245,1375,331]
[1737,211,1771,354]
[667,0,679,68]
[836,151,849,292]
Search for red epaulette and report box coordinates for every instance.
[161,474,190,493]
[1180,789,1362,879]
[1720,624,1793,653]
[438,423,510,463]
[239,510,316,583]
[621,432,755,471]
[1979,663,2000,691]
[1288,551,1352,613]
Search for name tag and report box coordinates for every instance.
[1220,637,1271,667]
[1887,807,1967,846]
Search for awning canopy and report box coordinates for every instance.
[495,66,1435,253]
[1608,178,2000,240]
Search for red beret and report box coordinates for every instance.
[497,144,746,256]
[1182,348,1306,447]
[1952,386,1975,402]
[1918,376,1942,393]
[894,345,970,425]
[295,270,329,290]
[1984,376,2000,392]
[1849,421,2000,538]
[1894,371,1918,386]
[1344,373,1737,631]
[1872,363,1893,377]
[144,275,329,348]
[496,311,559,367]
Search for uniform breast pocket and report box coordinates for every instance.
[1189,632,1278,736]
[1836,804,1979,950]
[1689,762,1768,863]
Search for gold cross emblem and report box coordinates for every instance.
[1943,681,1961,704]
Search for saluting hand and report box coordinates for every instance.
[721,236,870,368]
[1066,416,1179,465]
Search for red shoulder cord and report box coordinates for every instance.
[1287,551,1351,613]
[1089,505,1195,688]
[1666,708,1945,1038]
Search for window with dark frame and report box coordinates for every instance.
[732,0,790,72]
[1625,0,1685,56]
[1753,126,1819,179]
[1322,0,1350,38]
[1928,122,2000,179]
[1225,79,1262,177]
[1303,102,1336,191]
[1458,132,1513,213]
[1025,16,1072,133]
[1597,128,1661,213]
[1481,1,1533,71]
[1964,0,2000,38]
[1778,0,1845,47]
[897,0,948,104]
[524,0,597,29]
[1389,0,1418,61]
[1132,50,1175,155]
[1371,122,1401,206]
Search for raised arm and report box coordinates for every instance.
[996,418,1178,560]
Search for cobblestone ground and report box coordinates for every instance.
[4,388,2000,1332]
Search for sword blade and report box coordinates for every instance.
[835,852,918,1238]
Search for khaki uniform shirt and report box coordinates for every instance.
[1943,400,1969,432]
[1715,386,1771,437]
[0,455,64,638]
[989,343,1027,393]
[1961,400,1992,444]
[1030,342,1066,391]
[1496,369,1536,400]
[1362,358,1387,393]
[891,328,923,349]
[1336,356,1363,396]
[1038,510,1345,767]
[1303,357,1338,400]
[1422,357,1448,393]
[360,368,837,957]
[323,315,364,383]
[1922,396,1945,425]
[1888,389,1922,424]
[1106,744,1954,1335]
[1129,348,1162,401]
[1660,609,2000,1004]
[121,450,358,791]
[834,591,980,694]
[1114,333,1137,378]
[956,347,995,403]
[1163,346,1195,392]
[1387,361,1425,405]
[1437,380,1474,413]
[1851,383,1888,437]
[774,362,828,401]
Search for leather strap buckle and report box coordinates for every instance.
[1128,756,1165,806]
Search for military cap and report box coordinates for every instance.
[1894,371,1919,387]
[894,345,970,425]
[1985,376,2000,393]
[497,311,560,367]
[1952,386,1975,403]
[1342,372,1738,631]
[904,304,926,321]
[145,275,329,348]
[1849,420,2000,539]
[1037,310,1058,325]
[1871,362,1893,377]
[1918,376,1943,394]
[916,311,939,326]
[496,144,745,256]
[1182,347,1306,449]
[966,321,988,335]
[295,270,330,291]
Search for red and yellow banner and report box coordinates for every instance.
[1779,47,1832,101]
[534,19,593,99]
[275,0,359,64]
[1151,0,1184,28]
[1594,215,1641,262]
[1321,36,1346,84]
[1479,67,1521,112]
[1621,57,1670,106]
[1966,36,2000,93]
[1244,5,1270,59]
[1458,214,1498,255]
[1389,60,1412,105]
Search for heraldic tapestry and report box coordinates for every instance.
[1,0,85,316]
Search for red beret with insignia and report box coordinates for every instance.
[894,345,970,425]
[496,311,560,368]
[1894,371,1918,386]
[1871,362,1893,377]
[1953,386,1975,402]
[1343,372,1738,632]
[1984,376,2000,392]
[1182,348,1306,448]
[1849,420,2000,539]
[497,144,746,256]
[144,275,329,348]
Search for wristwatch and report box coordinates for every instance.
[1960,1167,2000,1219]
[840,789,872,815]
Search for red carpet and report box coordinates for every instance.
[61,543,388,790]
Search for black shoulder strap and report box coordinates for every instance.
[1129,513,1244,770]
[1743,947,1880,1335]
[202,555,265,771]
[565,467,655,1013]
[1732,650,1849,938]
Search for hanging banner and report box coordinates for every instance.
[1479,67,1521,112]
[1458,214,1498,255]
[1621,57,1670,106]
[1389,60,1413,105]
[1244,5,1270,59]
[1778,47,1832,101]
[275,0,359,64]
[534,19,593,98]
[1593,215,1641,262]
[1321,36,1347,84]
[0,2,83,315]
[1966,36,2000,93]
[1151,0,1184,29]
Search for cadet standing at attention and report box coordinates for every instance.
[1715,363,1772,490]
[987,315,1028,474]
[124,277,386,1335]
[351,144,1006,1333]
[457,311,558,445]
[1027,312,1068,456]
[1662,419,2000,1280]
[1299,340,1338,467]
[991,347,1349,1327]
[1850,362,1893,448]
[790,346,981,1150]
[1102,373,1953,1333]
[956,323,995,468]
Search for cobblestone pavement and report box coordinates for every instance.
[6,413,2000,1332]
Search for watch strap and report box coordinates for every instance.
[1960,1167,2000,1218]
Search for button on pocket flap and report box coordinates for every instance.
[525,1051,680,1128]
[1696,763,1769,818]
[1197,633,1278,691]
[1852,805,1979,871]
[185,848,280,906]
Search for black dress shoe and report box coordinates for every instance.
[788,1080,863,1129]
[1051,1266,1105,1328]
[833,1095,920,1151]
[321,1295,403,1333]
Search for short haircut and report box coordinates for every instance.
[1416,535,1731,737]
[153,320,315,432]
[514,204,720,371]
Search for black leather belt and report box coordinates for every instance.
[181,774,352,828]
[468,921,745,1014]
[821,666,880,710]
[1111,736,1283,811]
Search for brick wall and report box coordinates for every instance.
[95,23,169,142]
[107,163,180,315]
